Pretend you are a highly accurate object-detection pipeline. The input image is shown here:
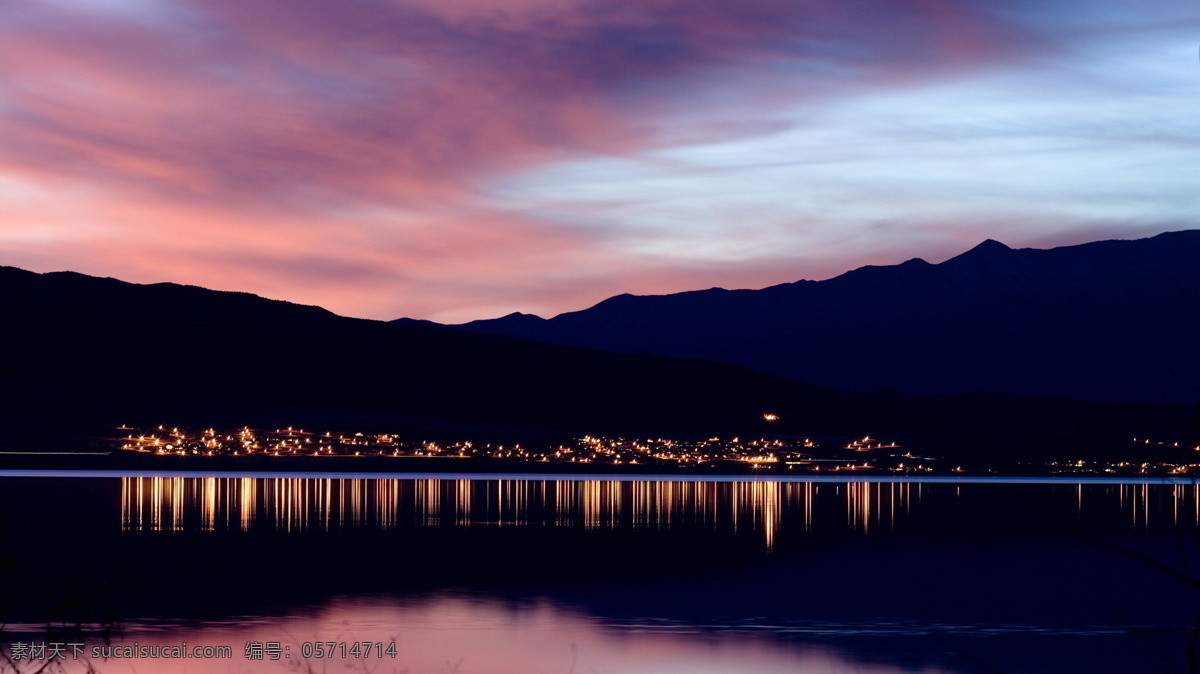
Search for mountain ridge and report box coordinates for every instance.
[1,261,1193,458]
[0,264,855,445]
[435,230,1200,404]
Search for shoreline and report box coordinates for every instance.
[0,468,1192,485]
[0,451,1193,483]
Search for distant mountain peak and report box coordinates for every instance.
[454,311,546,330]
[943,238,1015,266]
[391,317,441,327]
[965,238,1011,254]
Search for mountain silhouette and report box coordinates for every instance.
[0,266,861,447]
[444,231,1200,405]
[0,264,1190,458]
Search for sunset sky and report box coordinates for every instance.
[1,0,1196,322]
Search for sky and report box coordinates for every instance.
[1,0,1197,323]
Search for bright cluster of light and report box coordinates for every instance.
[117,425,824,466]
[113,425,1200,477]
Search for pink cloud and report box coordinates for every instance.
[0,0,1047,202]
[0,0,1068,320]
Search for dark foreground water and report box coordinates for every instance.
[1,472,1197,673]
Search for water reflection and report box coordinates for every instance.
[121,476,1200,544]
[38,596,943,674]
[121,477,906,545]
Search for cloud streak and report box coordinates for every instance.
[0,0,1195,320]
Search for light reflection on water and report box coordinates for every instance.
[121,476,1200,545]
[122,477,904,545]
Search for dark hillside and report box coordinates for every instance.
[449,231,1200,405]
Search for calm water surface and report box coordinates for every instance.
[1,472,1197,673]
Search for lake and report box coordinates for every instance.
[1,472,1197,673]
